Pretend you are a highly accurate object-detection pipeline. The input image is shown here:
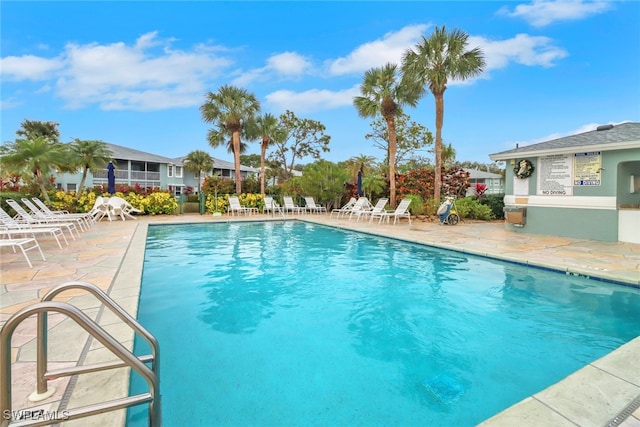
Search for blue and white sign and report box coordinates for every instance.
[574,152,601,186]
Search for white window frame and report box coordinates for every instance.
[176,166,183,178]
[168,164,174,177]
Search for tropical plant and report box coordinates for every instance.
[402,26,486,203]
[298,159,350,208]
[200,85,261,194]
[353,63,416,207]
[365,112,433,167]
[269,110,331,180]
[0,137,68,204]
[183,150,214,194]
[15,119,61,141]
[68,139,113,199]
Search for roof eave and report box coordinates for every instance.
[489,140,640,161]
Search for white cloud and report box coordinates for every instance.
[326,24,428,75]
[470,33,568,72]
[1,32,233,111]
[232,51,312,86]
[0,55,65,81]
[499,0,612,27]
[265,85,360,113]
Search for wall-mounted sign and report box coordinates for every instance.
[573,152,602,186]
[537,154,573,196]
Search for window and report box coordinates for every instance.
[168,165,174,177]
[67,183,77,192]
[176,166,183,178]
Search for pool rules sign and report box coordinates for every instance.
[537,154,573,195]
[536,152,602,196]
[573,151,602,186]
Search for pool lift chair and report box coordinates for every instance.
[437,195,460,225]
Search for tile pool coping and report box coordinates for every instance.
[2,214,639,426]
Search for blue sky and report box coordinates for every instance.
[2,1,639,167]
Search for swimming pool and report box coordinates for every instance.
[127,221,640,426]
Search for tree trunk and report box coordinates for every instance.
[76,168,88,200]
[386,115,397,208]
[232,131,242,194]
[434,92,445,203]
[35,169,51,204]
[260,139,267,195]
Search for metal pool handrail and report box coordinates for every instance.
[0,285,161,427]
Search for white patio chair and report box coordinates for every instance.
[228,196,257,216]
[370,198,412,225]
[21,198,88,232]
[330,197,357,219]
[107,196,142,221]
[283,196,304,214]
[344,197,373,220]
[304,197,327,214]
[263,196,284,216]
[352,198,388,222]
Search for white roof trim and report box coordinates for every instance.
[490,140,639,161]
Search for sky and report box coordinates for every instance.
[1,1,639,168]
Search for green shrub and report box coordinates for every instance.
[403,194,425,215]
[187,194,199,203]
[480,194,505,219]
[455,197,495,220]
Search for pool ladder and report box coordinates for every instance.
[0,281,161,427]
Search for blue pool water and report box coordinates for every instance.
[127,222,640,426]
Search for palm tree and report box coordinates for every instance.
[402,26,485,202]
[15,119,60,142]
[442,143,457,168]
[183,150,214,194]
[353,63,416,207]
[253,113,281,195]
[68,139,113,199]
[0,137,67,204]
[200,85,261,194]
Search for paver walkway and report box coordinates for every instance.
[1,213,639,426]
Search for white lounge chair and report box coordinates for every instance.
[345,197,373,220]
[21,198,88,232]
[283,196,304,214]
[32,197,95,228]
[0,237,46,268]
[330,197,357,219]
[6,199,80,239]
[304,197,327,214]
[352,198,388,222]
[263,196,284,216]
[228,196,257,216]
[370,198,412,224]
[0,207,68,248]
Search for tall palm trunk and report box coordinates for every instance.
[232,131,242,194]
[260,138,268,195]
[76,167,89,200]
[434,92,445,203]
[386,115,397,208]
[34,168,51,204]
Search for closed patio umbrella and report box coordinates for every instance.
[107,162,116,194]
[357,169,363,196]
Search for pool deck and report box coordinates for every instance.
[1,212,639,426]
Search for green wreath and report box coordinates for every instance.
[514,159,534,179]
